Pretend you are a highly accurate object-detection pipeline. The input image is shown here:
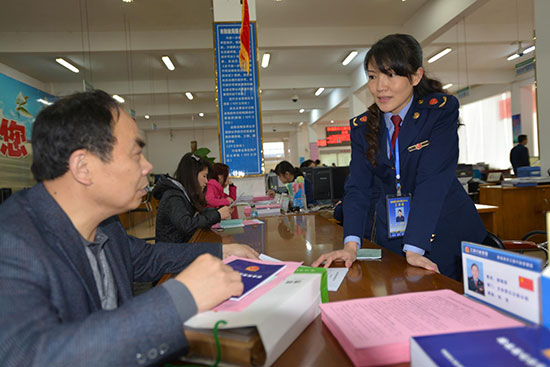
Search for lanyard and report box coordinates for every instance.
[386,128,402,196]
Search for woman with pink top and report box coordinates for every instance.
[205,163,237,208]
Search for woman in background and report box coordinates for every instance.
[273,160,316,205]
[153,153,231,243]
[206,163,237,208]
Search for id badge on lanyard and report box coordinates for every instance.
[385,131,411,239]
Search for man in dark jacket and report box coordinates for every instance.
[510,134,530,175]
[0,90,258,367]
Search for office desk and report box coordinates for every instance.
[182,214,462,366]
[475,203,499,234]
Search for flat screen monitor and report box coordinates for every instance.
[331,166,349,201]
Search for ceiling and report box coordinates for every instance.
[0,0,536,133]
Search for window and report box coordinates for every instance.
[263,142,285,159]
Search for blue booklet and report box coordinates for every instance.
[410,326,550,367]
[226,259,286,301]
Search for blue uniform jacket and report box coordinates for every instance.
[343,93,486,279]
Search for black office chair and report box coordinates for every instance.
[481,231,505,249]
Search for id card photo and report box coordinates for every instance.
[386,195,410,238]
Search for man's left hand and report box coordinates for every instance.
[222,243,259,259]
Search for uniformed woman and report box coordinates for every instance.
[312,34,486,280]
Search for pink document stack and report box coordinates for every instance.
[320,289,522,366]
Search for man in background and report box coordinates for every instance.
[510,134,530,175]
[0,90,258,366]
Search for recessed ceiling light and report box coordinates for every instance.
[122,0,133,3]
[315,87,325,96]
[261,53,271,68]
[112,95,125,103]
[144,115,150,120]
[299,108,305,113]
[199,112,205,117]
[185,92,194,100]
[161,56,175,71]
[299,122,304,126]
[342,51,358,66]
[37,98,53,106]
[442,83,453,90]
[428,48,452,63]
[330,120,334,123]
[55,58,79,73]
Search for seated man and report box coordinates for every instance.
[0,90,258,366]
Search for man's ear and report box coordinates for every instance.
[68,149,93,185]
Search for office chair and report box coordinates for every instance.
[483,231,548,267]
[481,231,505,249]
[128,190,155,231]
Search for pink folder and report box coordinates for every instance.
[320,289,523,366]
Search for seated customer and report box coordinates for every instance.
[154,153,231,243]
[0,90,258,366]
[274,160,316,205]
[206,163,237,208]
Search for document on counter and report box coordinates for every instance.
[326,267,348,291]
[320,289,522,367]
[259,254,282,262]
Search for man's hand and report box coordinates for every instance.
[267,189,276,198]
[222,243,259,259]
[175,254,243,312]
[405,251,440,273]
[217,206,232,220]
[311,241,358,268]
[227,197,234,204]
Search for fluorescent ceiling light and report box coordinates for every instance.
[55,58,79,73]
[442,83,453,90]
[315,87,325,96]
[523,45,535,54]
[299,108,305,113]
[185,92,194,100]
[37,98,53,106]
[199,112,204,117]
[342,51,358,66]
[161,56,175,71]
[144,115,150,120]
[428,48,452,64]
[299,122,304,126]
[507,53,520,61]
[122,0,133,2]
[112,95,125,103]
[261,53,271,68]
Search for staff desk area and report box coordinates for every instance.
[166,214,462,366]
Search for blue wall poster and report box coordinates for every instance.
[214,22,263,176]
[0,73,57,188]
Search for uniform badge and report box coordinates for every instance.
[430,234,436,243]
[418,99,424,104]
[360,115,367,122]
[413,112,420,119]
[352,117,358,126]
[407,140,429,152]
[439,96,447,108]
[429,98,438,105]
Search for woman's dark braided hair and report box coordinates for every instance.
[364,34,444,166]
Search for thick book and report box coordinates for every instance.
[320,289,522,366]
[410,326,550,367]
[226,258,285,301]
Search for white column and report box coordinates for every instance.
[535,0,550,175]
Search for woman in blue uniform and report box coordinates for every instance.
[312,34,486,280]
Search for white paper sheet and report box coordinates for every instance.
[326,267,348,291]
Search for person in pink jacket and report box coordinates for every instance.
[206,163,237,208]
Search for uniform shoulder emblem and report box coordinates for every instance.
[350,111,368,128]
[416,93,452,109]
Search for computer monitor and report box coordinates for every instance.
[456,164,473,178]
[311,167,332,201]
[331,166,349,201]
[265,172,284,193]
